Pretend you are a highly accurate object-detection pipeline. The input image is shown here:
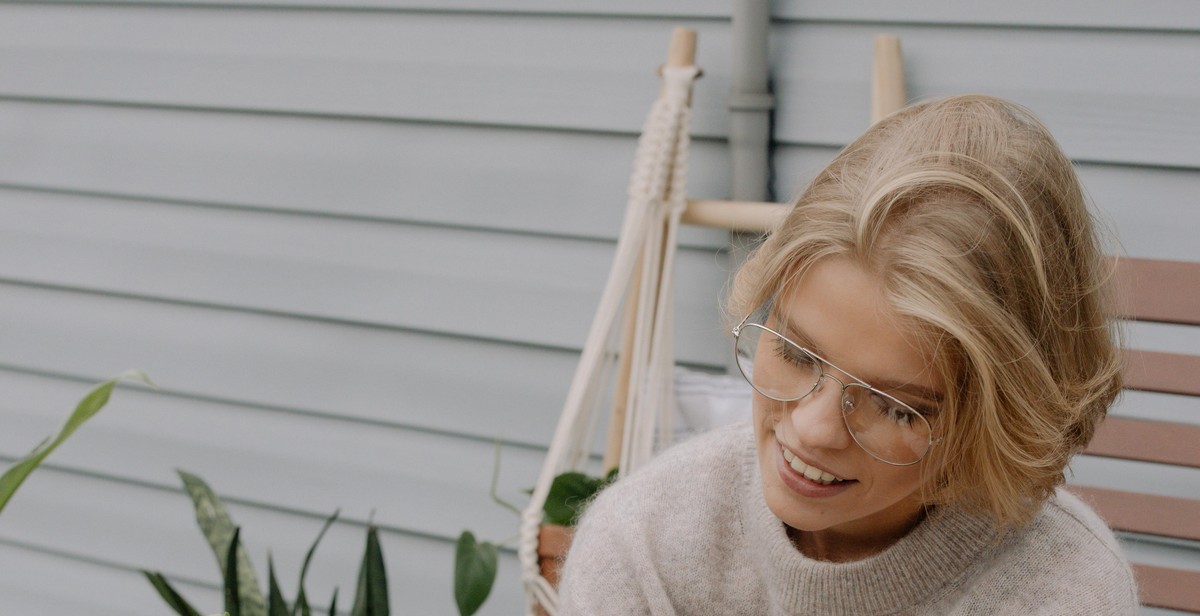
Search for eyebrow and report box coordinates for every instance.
[773,308,945,404]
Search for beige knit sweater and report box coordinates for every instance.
[557,422,1138,615]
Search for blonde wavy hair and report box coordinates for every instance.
[727,95,1123,530]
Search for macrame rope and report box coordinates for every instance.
[519,65,700,616]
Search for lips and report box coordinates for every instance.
[774,443,856,498]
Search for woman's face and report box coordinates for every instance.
[753,256,945,559]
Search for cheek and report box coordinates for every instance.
[752,392,783,422]
[869,464,925,500]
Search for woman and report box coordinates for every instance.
[556,95,1137,614]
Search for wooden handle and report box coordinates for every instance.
[666,27,697,67]
[872,35,905,123]
[682,199,787,233]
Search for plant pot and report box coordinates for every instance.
[538,523,575,587]
[536,523,575,615]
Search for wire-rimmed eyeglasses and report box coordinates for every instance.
[732,305,937,466]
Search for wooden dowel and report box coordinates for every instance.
[602,272,640,473]
[682,199,787,233]
[872,35,905,124]
[666,27,697,68]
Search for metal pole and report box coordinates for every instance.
[726,0,774,372]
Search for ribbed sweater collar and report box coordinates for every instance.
[735,428,996,615]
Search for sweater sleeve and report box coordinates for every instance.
[555,423,754,616]
[554,480,662,616]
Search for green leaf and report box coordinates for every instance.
[0,370,152,514]
[267,555,289,616]
[453,531,497,616]
[177,470,267,616]
[542,471,613,527]
[142,570,204,616]
[225,527,243,616]
[293,509,339,616]
[350,525,389,616]
[328,589,338,616]
[293,591,309,616]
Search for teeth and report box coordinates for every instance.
[782,448,843,485]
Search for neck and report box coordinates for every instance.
[788,506,931,562]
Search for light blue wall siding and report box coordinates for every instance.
[0,2,1196,614]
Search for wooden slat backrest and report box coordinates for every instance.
[1067,486,1200,543]
[1133,565,1200,613]
[1087,416,1200,468]
[1113,257,1200,325]
[1124,349,1200,396]
[1073,256,1200,613]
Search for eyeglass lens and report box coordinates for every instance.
[734,322,932,465]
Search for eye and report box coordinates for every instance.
[773,336,817,368]
[868,392,922,427]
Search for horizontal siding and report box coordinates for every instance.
[772,1,1200,31]
[0,540,222,616]
[36,0,1200,31]
[0,285,574,446]
[0,100,732,246]
[0,467,526,614]
[0,5,735,137]
[770,22,1200,168]
[0,370,546,542]
[1115,390,1200,426]
[0,188,733,364]
[5,6,1199,170]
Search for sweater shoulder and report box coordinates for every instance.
[956,487,1138,614]
[580,420,754,521]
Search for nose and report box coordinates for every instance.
[788,374,854,451]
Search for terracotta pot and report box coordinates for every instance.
[536,524,575,615]
[537,523,575,587]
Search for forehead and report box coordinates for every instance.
[775,258,944,397]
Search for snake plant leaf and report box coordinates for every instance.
[0,369,152,514]
[178,470,266,616]
[328,588,338,616]
[267,555,289,616]
[293,509,339,616]
[142,570,203,616]
[350,525,389,616]
[225,527,243,616]
[294,592,309,616]
[453,531,497,616]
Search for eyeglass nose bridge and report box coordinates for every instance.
[807,371,858,413]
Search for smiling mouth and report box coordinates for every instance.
[782,448,846,485]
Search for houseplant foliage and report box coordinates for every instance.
[142,471,390,616]
[0,369,152,515]
[453,452,617,616]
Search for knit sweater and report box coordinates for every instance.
[556,421,1138,615]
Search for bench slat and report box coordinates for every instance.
[1115,258,1200,325]
[1067,485,1200,543]
[1086,416,1200,468]
[1124,349,1200,397]
[1132,563,1200,613]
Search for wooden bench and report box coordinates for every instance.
[1068,257,1200,613]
